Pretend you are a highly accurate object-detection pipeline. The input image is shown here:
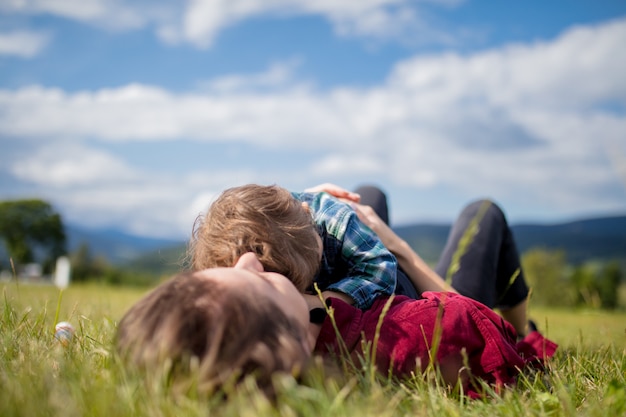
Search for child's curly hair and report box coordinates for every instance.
[188,184,321,292]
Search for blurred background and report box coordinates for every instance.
[1,1,625,308]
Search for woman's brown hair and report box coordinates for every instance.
[115,270,310,397]
[188,184,320,292]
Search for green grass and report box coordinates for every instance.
[1,281,625,417]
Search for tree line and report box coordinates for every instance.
[522,249,624,310]
[0,199,158,286]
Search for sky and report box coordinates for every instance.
[1,0,626,241]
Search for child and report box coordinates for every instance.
[189,184,397,310]
[115,253,312,397]
[116,252,557,399]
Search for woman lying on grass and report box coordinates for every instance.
[116,258,556,399]
[117,183,557,398]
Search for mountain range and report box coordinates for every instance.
[66,214,626,275]
[394,214,626,266]
[67,225,184,264]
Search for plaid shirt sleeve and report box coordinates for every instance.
[294,191,397,309]
[325,208,397,309]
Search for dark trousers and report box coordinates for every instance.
[354,185,529,309]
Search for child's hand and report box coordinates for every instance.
[351,203,402,253]
[305,183,361,203]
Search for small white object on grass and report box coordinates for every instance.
[54,321,75,346]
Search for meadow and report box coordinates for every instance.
[1,281,625,417]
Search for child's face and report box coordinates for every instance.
[197,252,312,352]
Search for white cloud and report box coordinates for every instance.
[163,0,466,48]
[59,166,274,238]
[603,134,626,189]
[0,30,51,57]
[312,153,385,177]
[2,0,467,49]
[10,143,138,187]
[0,83,359,144]
[1,0,107,20]
[394,18,626,109]
[1,0,173,31]
[199,59,303,93]
[2,18,624,149]
[5,141,264,238]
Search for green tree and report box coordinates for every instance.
[597,261,622,310]
[69,242,108,282]
[570,261,623,310]
[571,263,601,308]
[522,248,574,307]
[0,199,66,273]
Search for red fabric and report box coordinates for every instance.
[314,292,557,397]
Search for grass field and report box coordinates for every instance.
[2,281,625,417]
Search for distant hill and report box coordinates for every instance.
[511,215,626,264]
[66,225,184,265]
[122,244,189,276]
[393,223,451,265]
[395,215,626,265]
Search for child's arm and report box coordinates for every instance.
[351,203,456,294]
[324,208,398,308]
[294,190,397,309]
[303,290,354,307]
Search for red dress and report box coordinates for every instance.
[314,292,557,397]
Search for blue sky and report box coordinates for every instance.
[1,0,625,240]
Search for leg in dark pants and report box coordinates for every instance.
[354,185,419,299]
[434,199,529,310]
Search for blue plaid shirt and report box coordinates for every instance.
[292,191,397,309]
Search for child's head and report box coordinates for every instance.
[115,253,312,397]
[189,184,321,292]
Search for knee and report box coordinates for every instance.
[354,184,387,201]
[354,184,389,224]
[463,199,507,226]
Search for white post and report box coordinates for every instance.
[54,256,71,289]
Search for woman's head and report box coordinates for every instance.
[115,254,312,397]
[189,184,321,292]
